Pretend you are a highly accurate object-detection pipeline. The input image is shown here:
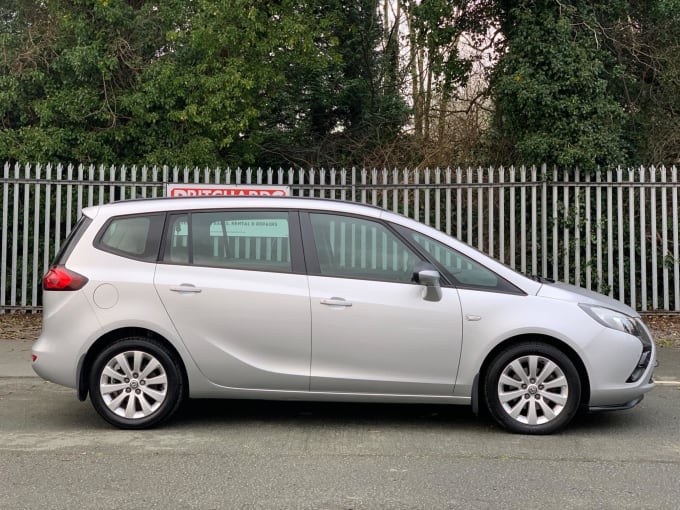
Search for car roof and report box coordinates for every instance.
[82,196,387,219]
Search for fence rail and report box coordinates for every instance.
[2,162,679,313]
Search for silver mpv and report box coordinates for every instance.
[32,197,656,434]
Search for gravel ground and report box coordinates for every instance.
[645,314,680,348]
[1,313,43,341]
[1,311,678,347]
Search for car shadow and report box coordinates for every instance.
[171,398,486,431]
[164,398,650,435]
[26,391,649,435]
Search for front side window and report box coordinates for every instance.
[309,213,420,283]
[97,214,164,261]
[396,226,520,293]
[163,210,292,272]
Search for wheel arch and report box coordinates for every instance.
[77,327,188,401]
[473,333,591,414]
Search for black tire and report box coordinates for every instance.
[484,342,581,434]
[88,337,185,429]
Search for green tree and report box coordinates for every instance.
[255,0,410,168]
[489,0,627,171]
[0,0,338,167]
[605,0,680,163]
[125,0,339,167]
[0,0,183,163]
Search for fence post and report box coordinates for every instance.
[1,162,9,312]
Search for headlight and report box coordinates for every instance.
[578,304,640,336]
[579,304,654,383]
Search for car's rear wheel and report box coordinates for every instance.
[88,337,184,429]
[484,342,581,434]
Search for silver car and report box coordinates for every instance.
[32,197,656,434]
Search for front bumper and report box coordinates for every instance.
[589,357,657,413]
[589,395,645,412]
[587,332,656,409]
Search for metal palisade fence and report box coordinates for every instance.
[1,161,679,313]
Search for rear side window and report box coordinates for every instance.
[162,210,293,273]
[96,214,165,262]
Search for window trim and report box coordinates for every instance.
[158,208,307,275]
[159,212,191,265]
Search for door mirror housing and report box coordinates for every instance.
[413,262,443,302]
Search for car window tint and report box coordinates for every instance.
[190,211,292,272]
[398,227,518,292]
[412,233,498,286]
[98,214,164,261]
[310,213,419,283]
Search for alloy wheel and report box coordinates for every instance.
[496,354,569,426]
[99,350,169,420]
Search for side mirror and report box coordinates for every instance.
[412,262,443,302]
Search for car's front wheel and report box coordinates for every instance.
[484,342,581,434]
[88,337,185,429]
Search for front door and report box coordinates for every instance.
[303,212,463,396]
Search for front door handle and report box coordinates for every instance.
[170,284,202,294]
[320,297,352,307]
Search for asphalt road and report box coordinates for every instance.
[1,346,679,509]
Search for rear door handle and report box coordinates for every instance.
[170,284,202,294]
[320,297,352,307]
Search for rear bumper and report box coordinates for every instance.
[31,290,101,389]
[32,334,80,389]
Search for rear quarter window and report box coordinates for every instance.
[95,214,165,262]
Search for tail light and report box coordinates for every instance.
[43,266,88,291]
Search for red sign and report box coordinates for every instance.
[166,184,290,197]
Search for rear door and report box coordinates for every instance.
[154,209,311,391]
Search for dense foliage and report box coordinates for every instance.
[0,0,678,169]
[489,1,627,169]
[489,0,680,168]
